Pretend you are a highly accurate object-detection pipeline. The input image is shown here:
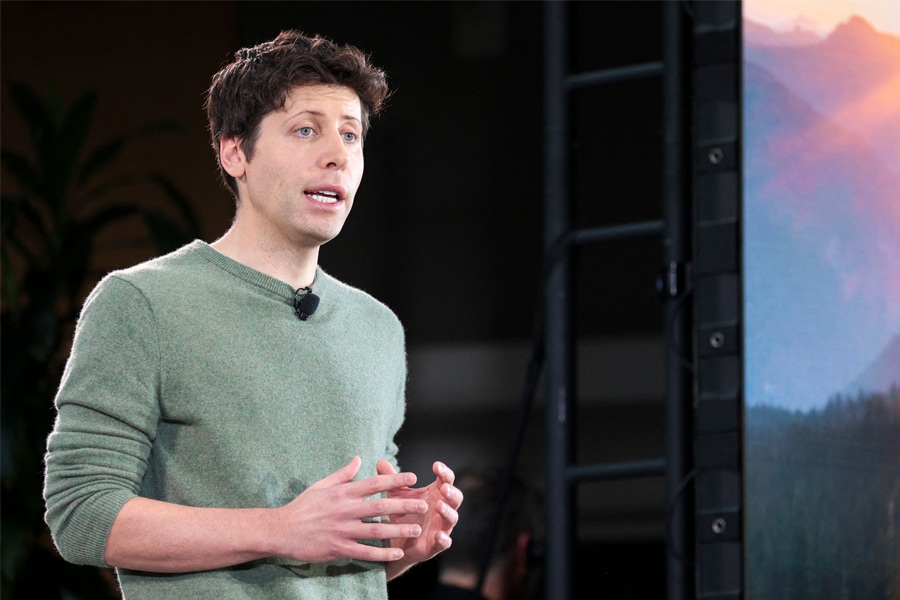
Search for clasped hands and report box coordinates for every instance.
[271,455,462,570]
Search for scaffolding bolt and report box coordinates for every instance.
[712,517,727,535]
[708,147,724,164]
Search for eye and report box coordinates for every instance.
[341,131,359,143]
[296,126,315,137]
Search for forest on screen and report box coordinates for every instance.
[745,389,900,599]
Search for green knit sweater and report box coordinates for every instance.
[44,241,407,599]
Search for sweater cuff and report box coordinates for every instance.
[49,488,136,568]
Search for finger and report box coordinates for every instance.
[374,460,427,498]
[436,499,460,528]
[351,496,428,520]
[308,456,362,490]
[339,540,406,563]
[435,531,453,551]
[376,459,397,476]
[425,530,453,556]
[353,470,418,499]
[441,482,464,509]
[433,461,455,485]
[351,520,424,543]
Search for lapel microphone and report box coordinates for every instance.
[293,287,320,321]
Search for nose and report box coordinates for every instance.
[318,130,349,170]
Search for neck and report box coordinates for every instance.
[211,226,319,290]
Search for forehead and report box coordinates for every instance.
[281,84,362,119]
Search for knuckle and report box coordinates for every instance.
[363,544,383,562]
[367,479,384,495]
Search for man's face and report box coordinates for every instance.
[229,84,365,250]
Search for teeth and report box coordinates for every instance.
[308,191,339,204]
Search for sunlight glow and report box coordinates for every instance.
[745,0,900,36]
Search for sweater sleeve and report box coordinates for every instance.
[380,385,404,472]
[382,320,408,472]
[44,275,162,566]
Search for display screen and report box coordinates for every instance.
[742,0,900,596]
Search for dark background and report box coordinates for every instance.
[2,2,669,598]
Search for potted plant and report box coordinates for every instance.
[1,82,201,599]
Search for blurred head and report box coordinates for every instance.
[205,30,390,195]
[439,467,543,600]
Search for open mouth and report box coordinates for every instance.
[307,190,340,204]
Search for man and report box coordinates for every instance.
[430,467,542,600]
[43,30,462,599]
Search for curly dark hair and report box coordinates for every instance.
[205,30,390,195]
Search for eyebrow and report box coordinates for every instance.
[286,109,361,125]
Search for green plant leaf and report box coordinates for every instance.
[60,90,98,160]
[6,83,49,138]
[0,149,40,198]
[54,90,98,192]
[1,193,52,263]
[77,204,144,235]
[76,135,127,187]
[73,173,158,213]
[38,90,98,214]
[148,175,201,235]
[141,209,193,254]
[0,193,23,238]
[75,120,183,188]
[1,83,197,600]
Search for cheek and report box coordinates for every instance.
[353,157,365,186]
[258,158,297,194]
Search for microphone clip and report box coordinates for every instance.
[293,287,320,321]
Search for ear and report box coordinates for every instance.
[219,136,246,180]
[514,532,531,578]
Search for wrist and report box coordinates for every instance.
[248,506,285,558]
[385,556,417,581]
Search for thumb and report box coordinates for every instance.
[376,458,398,476]
[309,455,362,490]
